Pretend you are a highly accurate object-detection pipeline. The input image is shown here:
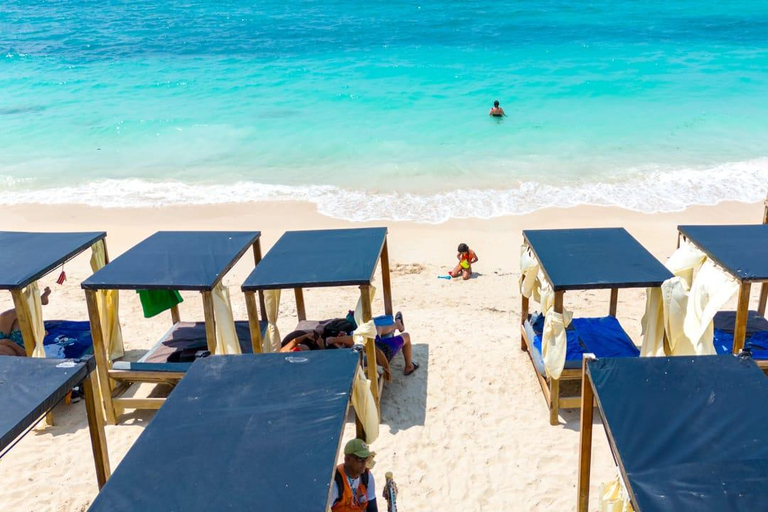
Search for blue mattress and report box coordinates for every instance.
[526,314,639,375]
[713,310,768,359]
[43,320,92,360]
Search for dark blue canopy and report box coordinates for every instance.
[679,224,768,281]
[82,231,260,291]
[588,355,768,511]
[89,351,358,512]
[523,228,672,291]
[0,231,105,289]
[242,227,386,291]
[0,356,93,454]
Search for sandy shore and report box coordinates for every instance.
[0,199,762,511]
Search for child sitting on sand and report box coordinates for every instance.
[449,243,478,280]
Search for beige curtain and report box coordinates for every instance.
[90,241,124,359]
[264,289,281,352]
[599,472,635,512]
[14,282,46,358]
[351,365,379,442]
[211,283,241,355]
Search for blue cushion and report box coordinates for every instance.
[43,320,93,360]
[714,329,768,359]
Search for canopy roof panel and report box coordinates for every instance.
[679,224,768,281]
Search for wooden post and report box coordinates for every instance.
[201,291,217,354]
[609,288,618,317]
[549,291,565,426]
[85,290,118,425]
[759,284,768,317]
[294,288,307,321]
[733,282,752,354]
[381,238,394,316]
[253,242,267,322]
[244,291,263,353]
[10,290,37,357]
[577,357,595,512]
[521,295,529,351]
[170,305,181,324]
[361,285,380,414]
[83,372,111,488]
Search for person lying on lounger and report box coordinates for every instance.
[0,286,51,357]
[280,312,420,375]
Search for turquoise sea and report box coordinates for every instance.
[2,0,768,222]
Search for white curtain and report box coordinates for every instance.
[211,283,241,355]
[264,289,281,352]
[90,240,124,359]
[351,365,379,442]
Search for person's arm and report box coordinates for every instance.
[366,474,378,512]
[489,109,493,116]
[279,332,313,352]
[329,334,354,348]
[470,251,479,264]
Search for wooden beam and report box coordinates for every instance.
[549,377,560,426]
[759,284,768,317]
[114,397,165,410]
[201,291,217,354]
[380,238,394,316]
[521,295,529,351]
[577,357,595,512]
[107,370,185,383]
[253,241,267,322]
[360,285,380,414]
[10,290,36,357]
[244,291,263,353]
[83,372,111,489]
[170,305,181,324]
[85,290,118,426]
[733,282,752,354]
[294,287,307,321]
[609,288,618,317]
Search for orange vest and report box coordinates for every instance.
[331,464,369,512]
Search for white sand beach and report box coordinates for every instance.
[0,199,762,511]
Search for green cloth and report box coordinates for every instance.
[137,290,183,318]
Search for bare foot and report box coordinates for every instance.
[41,286,51,305]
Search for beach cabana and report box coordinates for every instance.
[88,350,359,511]
[241,227,393,410]
[520,228,672,425]
[1,356,110,490]
[577,355,768,511]
[0,231,108,360]
[677,224,768,363]
[81,231,264,424]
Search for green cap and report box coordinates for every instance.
[344,439,371,458]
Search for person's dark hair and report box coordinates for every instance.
[493,100,499,107]
[458,243,469,253]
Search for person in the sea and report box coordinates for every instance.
[330,438,378,512]
[280,311,420,375]
[489,100,506,117]
[449,243,478,280]
[0,286,51,356]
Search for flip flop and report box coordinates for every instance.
[395,311,404,330]
[404,362,420,376]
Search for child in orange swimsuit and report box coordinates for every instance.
[449,243,478,280]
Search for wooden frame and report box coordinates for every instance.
[576,355,597,512]
[244,236,394,413]
[86,237,265,425]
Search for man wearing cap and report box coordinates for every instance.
[330,439,378,512]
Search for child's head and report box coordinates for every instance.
[457,243,469,254]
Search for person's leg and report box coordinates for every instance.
[449,263,463,278]
[401,333,418,374]
[376,324,397,337]
[41,286,51,305]
[462,267,471,280]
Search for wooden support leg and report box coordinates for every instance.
[85,290,118,426]
[170,304,181,324]
[733,282,752,354]
[521,295,529,351]
[577,358,595,512]
[83,372,111,488]
[361,285,380,416]
[253,241,268,322]
[759,283,768,317]
[381,238,394,316]
[10,289,37,357]
[201,291,217,354]
[549,377,560,426]
[294,288,306,322]
[609,288,618,317]
[245,291,263,353]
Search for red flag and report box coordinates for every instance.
[56,270,67,285]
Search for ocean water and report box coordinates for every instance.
[2,0,768,222]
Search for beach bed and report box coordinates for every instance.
[81,231,265,424]
[577,355,768,511]
[241,227,393,410]
[521,228,672,425]
[88,350,359,511]
[0,231,107,359]
[0,356,110,491]
[678,224,768,366]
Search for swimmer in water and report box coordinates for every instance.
[489,100,506,117]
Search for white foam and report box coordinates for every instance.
[2,159,767,224]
